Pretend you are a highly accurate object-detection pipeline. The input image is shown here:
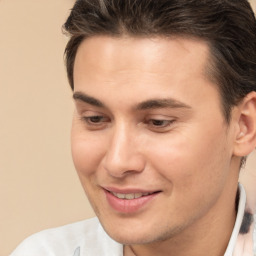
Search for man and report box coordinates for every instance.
[11,0,256,255]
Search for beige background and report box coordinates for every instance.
[0,1,256,255]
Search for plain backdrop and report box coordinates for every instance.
[0,0,256,255]
[0,1,95,255]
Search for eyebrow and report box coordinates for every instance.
[136,99,191,110]
[73,92,105,108]
[73,91,191,110]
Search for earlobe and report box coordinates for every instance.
[233,91,256,157]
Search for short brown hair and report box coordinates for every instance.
[63,0,256,122]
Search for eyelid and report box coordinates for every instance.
[147,119,175,126]
[77,108,111,128]
[84,115,108,123]
[77,108,104,115]
[79,115,110,131]
[144,115,177,131]
[145,114,176,121]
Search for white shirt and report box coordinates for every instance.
[11,184,256,256]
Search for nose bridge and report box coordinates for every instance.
[103,120,144,177]
[110,122,131,160]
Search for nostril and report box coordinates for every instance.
[103,151,146,178]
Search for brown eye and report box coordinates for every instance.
[81,115,110,130]
[86,116,105,123]
[144,117,176,133]
[151,120,167,126]
[149,119,174,127]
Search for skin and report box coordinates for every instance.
[71,36,254,256]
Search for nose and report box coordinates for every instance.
[103,124,145,178]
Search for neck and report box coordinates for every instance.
[124,183,238,256]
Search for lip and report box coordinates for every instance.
[103,187,160,214]
[104,187,158,194]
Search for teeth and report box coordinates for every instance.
[112,192,153,200]
[116,193,126,199]
[125,193,136,200]
[134,193,143,199]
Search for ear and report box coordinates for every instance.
[233,91,256,157]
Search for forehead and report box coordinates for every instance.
[73,36,220,113]
[74,35,210,82]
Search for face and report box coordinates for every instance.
[71,36,238,245]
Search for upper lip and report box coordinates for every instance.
[102,186,161,194]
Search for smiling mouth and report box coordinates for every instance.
[110,191,159,200]
[104,189,161,213]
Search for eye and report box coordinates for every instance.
[81,115,110,129]
[85,116,106,124]
[145,117,176,132]
[149,119,172,127]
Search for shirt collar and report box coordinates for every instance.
[224,183,247,256]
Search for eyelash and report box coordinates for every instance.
[80,115,176,131]
[146,119,175,128]
[81,116,110,125]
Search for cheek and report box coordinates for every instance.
[146,131,231,220]
[146,135,196,187]
[146,124,230,191]
[71,125,106,177]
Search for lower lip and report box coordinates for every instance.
[105,190,159,214]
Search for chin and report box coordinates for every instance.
[107,231,153,245]
[99,219,149,244]
[99,218,177,245]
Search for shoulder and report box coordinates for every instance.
[10,217,123,256]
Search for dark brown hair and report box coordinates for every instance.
[63,0,256,122]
